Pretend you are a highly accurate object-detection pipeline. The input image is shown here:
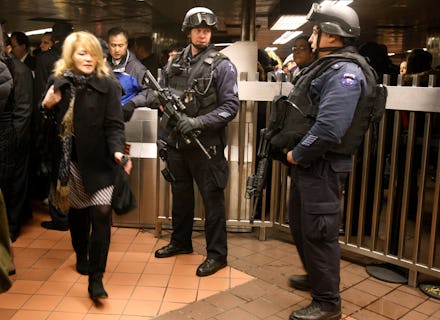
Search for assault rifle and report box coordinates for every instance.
[143,70,211,159]
[245,128,272,223]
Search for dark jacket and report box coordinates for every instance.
[11,58,33,152]
[23,54,36,72]
[34,42,62,104]
[46,73,126,194]
[0,61,13,113]
[0,60,15,186]
[109,50,148,108]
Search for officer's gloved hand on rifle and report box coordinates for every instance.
[146,91,161,110]
[122,101,135,122]
[176,114,204,135]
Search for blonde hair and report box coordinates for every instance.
[53,31,111,78]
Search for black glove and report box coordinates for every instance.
[122,101,136,122]
[146,90,161,109]
[176,114,204,135]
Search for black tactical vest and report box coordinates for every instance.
[269,50,386,156]
[165,45,228,118]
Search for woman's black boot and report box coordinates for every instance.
[88,241,109,299]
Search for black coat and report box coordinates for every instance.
[0,61,13,113]
[46,73,126,194]
[11,58,33,152]
[0,60,15,189]
[34,43,62,104]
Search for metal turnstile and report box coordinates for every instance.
[112,108,158,228]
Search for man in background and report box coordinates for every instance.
[107,26,148,121]
[134,35,160,78]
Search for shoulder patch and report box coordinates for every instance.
[340,73,358,88]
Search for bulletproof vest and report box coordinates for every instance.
[269,50,386,156]
[165,45,228,117]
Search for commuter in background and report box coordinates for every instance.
[291,35,315,78]
[34,22,73,101]
[162,42,184,65]
[34,22,73,232]
[400,60,407,75]
[284,4,377,320]
[0,27,15,244]
[282,54,297,78]
[403,48,439,86]
[4,32,34,242]
[0,26,16,280]
[10,31,36,72]
[359,41,399,85]
[153,7,239,277]
[393,48,438,232]
[33,32,54,56]
[107,26,148,121]
[134,35,160,78]
[257,48,278,81]
[41,31,130,300]
[266,49,285,79]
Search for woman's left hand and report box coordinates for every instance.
[114,152,132,174]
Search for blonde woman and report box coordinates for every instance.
[42,31,131,300]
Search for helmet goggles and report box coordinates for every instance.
[188,12,218,28]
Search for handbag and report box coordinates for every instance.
[111,163,137,215]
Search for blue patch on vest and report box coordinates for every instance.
[340,73,357,88]
[301,134,318,147]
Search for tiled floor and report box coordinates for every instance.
[2,201,440,320]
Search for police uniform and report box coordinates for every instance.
[288,47,366,311]
[160,44,239,262]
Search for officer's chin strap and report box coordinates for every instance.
[314,27,340,58]
[317,46,343,52]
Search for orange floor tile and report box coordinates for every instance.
[2,204,254,319]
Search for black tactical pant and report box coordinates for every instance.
[289,157,350,311]
[167,146,228,261]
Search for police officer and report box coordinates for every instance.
[285,4,372,320]
[153,7,239,277]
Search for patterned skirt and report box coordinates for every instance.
[69,162,113,209]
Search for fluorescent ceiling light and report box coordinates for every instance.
[320,0,353,7]
[273,31,303,45]
[24,28,53,36]
[270,15,307,31]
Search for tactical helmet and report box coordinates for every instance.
[306,3,360,38]
[182,7,218,32]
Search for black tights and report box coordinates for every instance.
[69,205,111,248]
[89,205,111,244]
